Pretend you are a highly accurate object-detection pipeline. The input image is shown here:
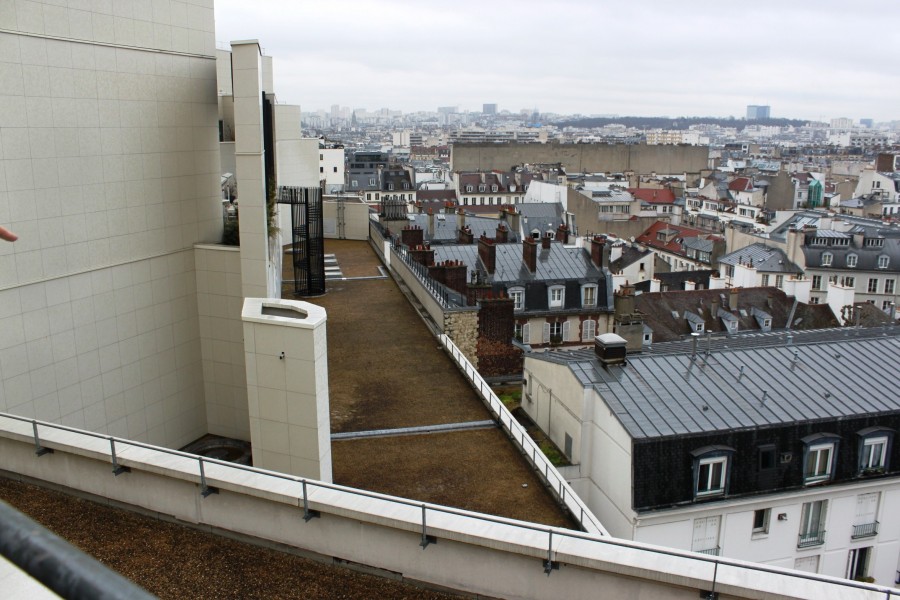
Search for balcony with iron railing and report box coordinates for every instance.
[695,546,721,556]
[852,521,879,539]
[798,530,826,548]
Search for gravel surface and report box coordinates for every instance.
[0,477,462,600]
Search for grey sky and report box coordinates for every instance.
[213,1,900,122]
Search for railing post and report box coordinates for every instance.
[198,457,217,497]
[543,530,557,574]
[32,420,52,456]
[109,438,128,475]
[420,504,433,548]
[302,479,319,521]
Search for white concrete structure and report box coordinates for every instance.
[241,298,331,481]
[320,147,344,191]
[0,0,221,448]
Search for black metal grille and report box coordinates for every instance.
[278,186,325,296]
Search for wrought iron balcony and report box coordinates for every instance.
[798,530,825,548]
[851,521,878,539]
[695,546,721,556]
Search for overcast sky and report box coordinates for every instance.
[213,1,900,122]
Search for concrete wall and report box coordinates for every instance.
[0,417,885,600]
[0,1,221,449]
[323,199,370,240]
[194,244,248,441]
[451,143,709,175]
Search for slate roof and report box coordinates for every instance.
[406,214,518,244]
[432,241,605,285]
[610,246,653,272]
[635,222,721,257]
[634,271,715,293]
[632,287,838,342]
[532,327,900,440]
[718,244,803,274]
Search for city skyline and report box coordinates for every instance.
[213,0,900,123]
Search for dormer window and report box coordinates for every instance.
[509,287,524,311]
[877,255,889,269]
[692,446,734,498]
[491,185,498,192]
[548,286,564,308]
[581,284,598,308]
[802,433,839,485]
[388,183,394,191]
[858,427,893,475]
[821,252,833,267]
[847,254,858,268]
[466,185,473,193]
[478,185,486,192]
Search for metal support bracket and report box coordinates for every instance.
[109,438,130,476]
[32,421,53,456]
[543,531,558,575]
[302,480,320,522]
[198,459,218,498]
[419,505,436,548]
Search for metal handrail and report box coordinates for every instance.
[1,411,898,598]
[0,499,155,600]
[438,334,606,536]
[798,530,826,548]
[851,521,879,539]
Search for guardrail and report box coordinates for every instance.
[439,334,607,536]
[2,411,900,599]
[0,499,155,600]
[390,243,466,309]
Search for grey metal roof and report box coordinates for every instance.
[432,241,604,284]
[407,214,517,244]
[682,237,714,253]
[718,243,802,274]
[534,327,900,440]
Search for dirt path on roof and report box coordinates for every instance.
[282,239,575,529]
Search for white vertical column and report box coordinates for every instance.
[231,40,270,299]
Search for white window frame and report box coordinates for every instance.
[861,436,888,472]
[775,274,784,288]
[799,500,827,546]
[847,254,858,268]
[509,288,524,311]
[548,286,564,308]
[582,319,596,342]
[821,252,833,267]
[885,279,895,294]
[804,443,835,483]
[812,275,822,290]
[581,284,597,308]
[696,456,727,496]
[752,508,771,535]
[877,254,889,269]
[868,278,878,293]
[761,274,769,287]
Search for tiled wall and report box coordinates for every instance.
[194,243,249,441]
[0,251,206,446]
[0,1,221,448]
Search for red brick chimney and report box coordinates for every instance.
[478,235,496,274]
[556,223,569,244]
[541,232,552,250]
[401,225,424,248]
[590,235,606,268]
[408,244,434,267]
[428,260,467,296]
[523,237,537,273]
[496,223,509,243]
[458,225,474,244]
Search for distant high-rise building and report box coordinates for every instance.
[860,118,874,128]
[437,106,458,115]
[483,103,497,115]
[746,105,771,120]
[830,117,854,130]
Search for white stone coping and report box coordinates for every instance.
[241,298,326,329]
[0,414,888,600]
[194,243,240,252]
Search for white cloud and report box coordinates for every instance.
[213,0,900,121]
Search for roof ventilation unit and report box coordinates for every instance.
[594,333,628,367]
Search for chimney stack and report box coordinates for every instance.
[541,232,552,250]
[591,235,606,268]
[556,223,569,244]
[614,282,636,317]
[523,237,537,273]
[458,225,474,245]
[729,287,739,311]
[507,207,520,235]
[400,225,424,249]
[478,235,497,274]
[456,207,466,233]
[495,222,509,243]
[427,209,434,237]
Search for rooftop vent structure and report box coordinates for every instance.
[595,333,628,367]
